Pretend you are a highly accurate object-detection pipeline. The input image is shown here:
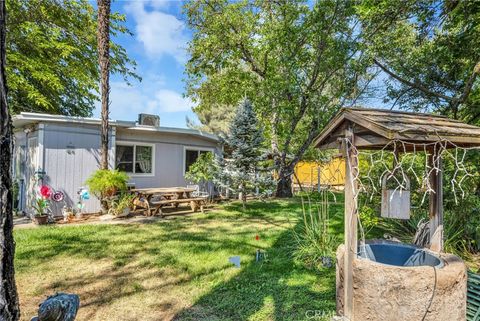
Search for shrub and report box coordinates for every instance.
[86,169,129,199]
[108,193,135,216]
[185,152,218,185]
[293,192,339,270]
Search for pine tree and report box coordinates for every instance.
[226,98,264,209]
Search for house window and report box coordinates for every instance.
[185,149,211,173]
[116,144,153,174]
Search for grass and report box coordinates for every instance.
[14,197,344,321]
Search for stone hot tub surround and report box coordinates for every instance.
[336,241,467,321]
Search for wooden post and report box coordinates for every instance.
[317,165,321,193]
[428,151,444,251]
[343,126,358,320]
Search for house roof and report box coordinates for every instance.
[314,107,480,150]
[12,112,219,142]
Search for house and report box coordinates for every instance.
[12,112,221,217]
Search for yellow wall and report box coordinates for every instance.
[294,158,345,187]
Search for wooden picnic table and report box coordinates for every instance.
[132,187,196,201]
[131,187,205,216]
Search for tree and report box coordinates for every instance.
[0,0,20,318]
[97,0,110,169]
[226,98,264,209]
[7,0,138,116]
[185,152,219,196]
[356,0,480,121]
[187,103,236,137]
[185,0,368,197]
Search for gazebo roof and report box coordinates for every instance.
[314,107,480,150]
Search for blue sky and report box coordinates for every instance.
[92,1,196,128]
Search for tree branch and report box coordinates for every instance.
[373,58,452,101]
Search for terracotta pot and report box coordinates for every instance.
[34,215,48,225]
[103,188,118,198]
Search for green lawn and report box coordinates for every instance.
[14,198,344,321]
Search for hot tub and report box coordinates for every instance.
[336,240,467,321]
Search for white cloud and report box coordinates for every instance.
[150,89,193,113]
[98,76,193,121]
[125,1,188,63]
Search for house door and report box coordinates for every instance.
[26,137,38,214]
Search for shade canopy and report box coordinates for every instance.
[314,107,480,150]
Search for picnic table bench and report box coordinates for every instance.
[131,187,207,216]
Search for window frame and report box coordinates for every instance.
[115,141,155,177]
[183,146,215,176]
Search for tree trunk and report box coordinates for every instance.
[97,0,111,170]
[275,164,293,198]
[0,0,20,319]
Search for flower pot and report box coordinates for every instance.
[116,208,130,218]
[34,215,48,225]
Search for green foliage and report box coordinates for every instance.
[184,0,371,194]
[187,104,236,136]
[224,98,265,208]
[6,0,139,116]
[358,205,380,235]
[356,0,480,120]
[85,169,129,199]
[108,193,135,216]
[31,198,49,216]
[293,193,339,270]
[185,152,217,184]
[358,149,480,259]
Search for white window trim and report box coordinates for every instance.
[115,140,155,177]
[183,146,215,176]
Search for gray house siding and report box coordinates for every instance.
[41,123,115,215]
[13,116,220,217]
[115,129,220,189]
[13,130,29,212]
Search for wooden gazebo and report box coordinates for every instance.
[314,107,480,320]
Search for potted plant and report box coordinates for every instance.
[32,198,49,225]
[86,169,129,213]
[108,193,135,217]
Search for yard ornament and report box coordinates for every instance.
[380,173,411,220]
[39,185,52,199]
[229,256,241,268]
[30,292,79,321]
[79,189,90,200]
[52,191,64,202]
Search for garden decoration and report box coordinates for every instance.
[228,256,241,268]
[52,191,64,202]
[380,172,411,219]
[76,187,90,214]
[254,234,267,262]
[30,292,79,321]
[39,185,52,199]
[314,107,480,321]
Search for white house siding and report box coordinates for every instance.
[41,123,115,215]
[115,128,220,189]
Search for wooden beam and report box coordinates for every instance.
[428,151,444,251]
[342,126,358,320]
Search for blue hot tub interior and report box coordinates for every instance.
[359,241,443,267]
